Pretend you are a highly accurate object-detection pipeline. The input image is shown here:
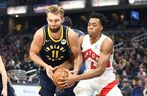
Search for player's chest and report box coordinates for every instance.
[42,40,70,56]
[82,44,101,61]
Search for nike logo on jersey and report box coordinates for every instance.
[94,45,98,49]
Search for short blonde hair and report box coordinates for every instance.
[46,5,64,17]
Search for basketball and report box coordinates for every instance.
[53,67,69,88]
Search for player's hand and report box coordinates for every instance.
[45,65,54,80]
[1,88,7,96]
[58,71,78,89]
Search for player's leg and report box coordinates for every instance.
[56,84,76,96]
[105,85,122,96]
[39,70,56,96]
[7,82,15,96]
[0,82,15,96]
[39,86,56,96]
[74,79,95,96]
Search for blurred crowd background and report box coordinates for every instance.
[0,0,147,96]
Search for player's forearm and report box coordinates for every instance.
[30,52,48,68]
[60,61,72,69]
[1,70,7,91]
[74,53,83,74]
[77,67,104,81]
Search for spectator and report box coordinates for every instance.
[121,79,132,96]
[137,67,146,81]
[131,77,144,96]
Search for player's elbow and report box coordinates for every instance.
[1,70,7,80]
[78,53,83,63]
[29,51,36,60]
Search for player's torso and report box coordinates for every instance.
[82,34,113,71]
[40,25,72,67]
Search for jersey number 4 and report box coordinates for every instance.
[90,61,110,69]
[91,62,96,69]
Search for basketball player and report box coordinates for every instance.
[0,56,15,96]
[59,12,122,96]
[29,5,82,96]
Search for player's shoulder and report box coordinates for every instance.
[33,26,45,39]
[103,35,113,44]
[73,29,85,35]
[35,26,45,35]
[68,27,77,37]
[67,27,79,45]
[102,34,114,48]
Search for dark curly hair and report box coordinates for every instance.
[89,12,108,27]
[62,16,73,27]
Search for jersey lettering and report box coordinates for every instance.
[84,49,111,69]
[45,44,66,62]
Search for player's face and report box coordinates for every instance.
[87,18,102,39]
[47,12,63,33]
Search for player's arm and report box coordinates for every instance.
[30,28,47,68]
[29,28,54,79]
[77,37,113,80]
[0,56,7,96]
[54,59,73,70]
[78,35,84,47]
[68,28,83,74]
